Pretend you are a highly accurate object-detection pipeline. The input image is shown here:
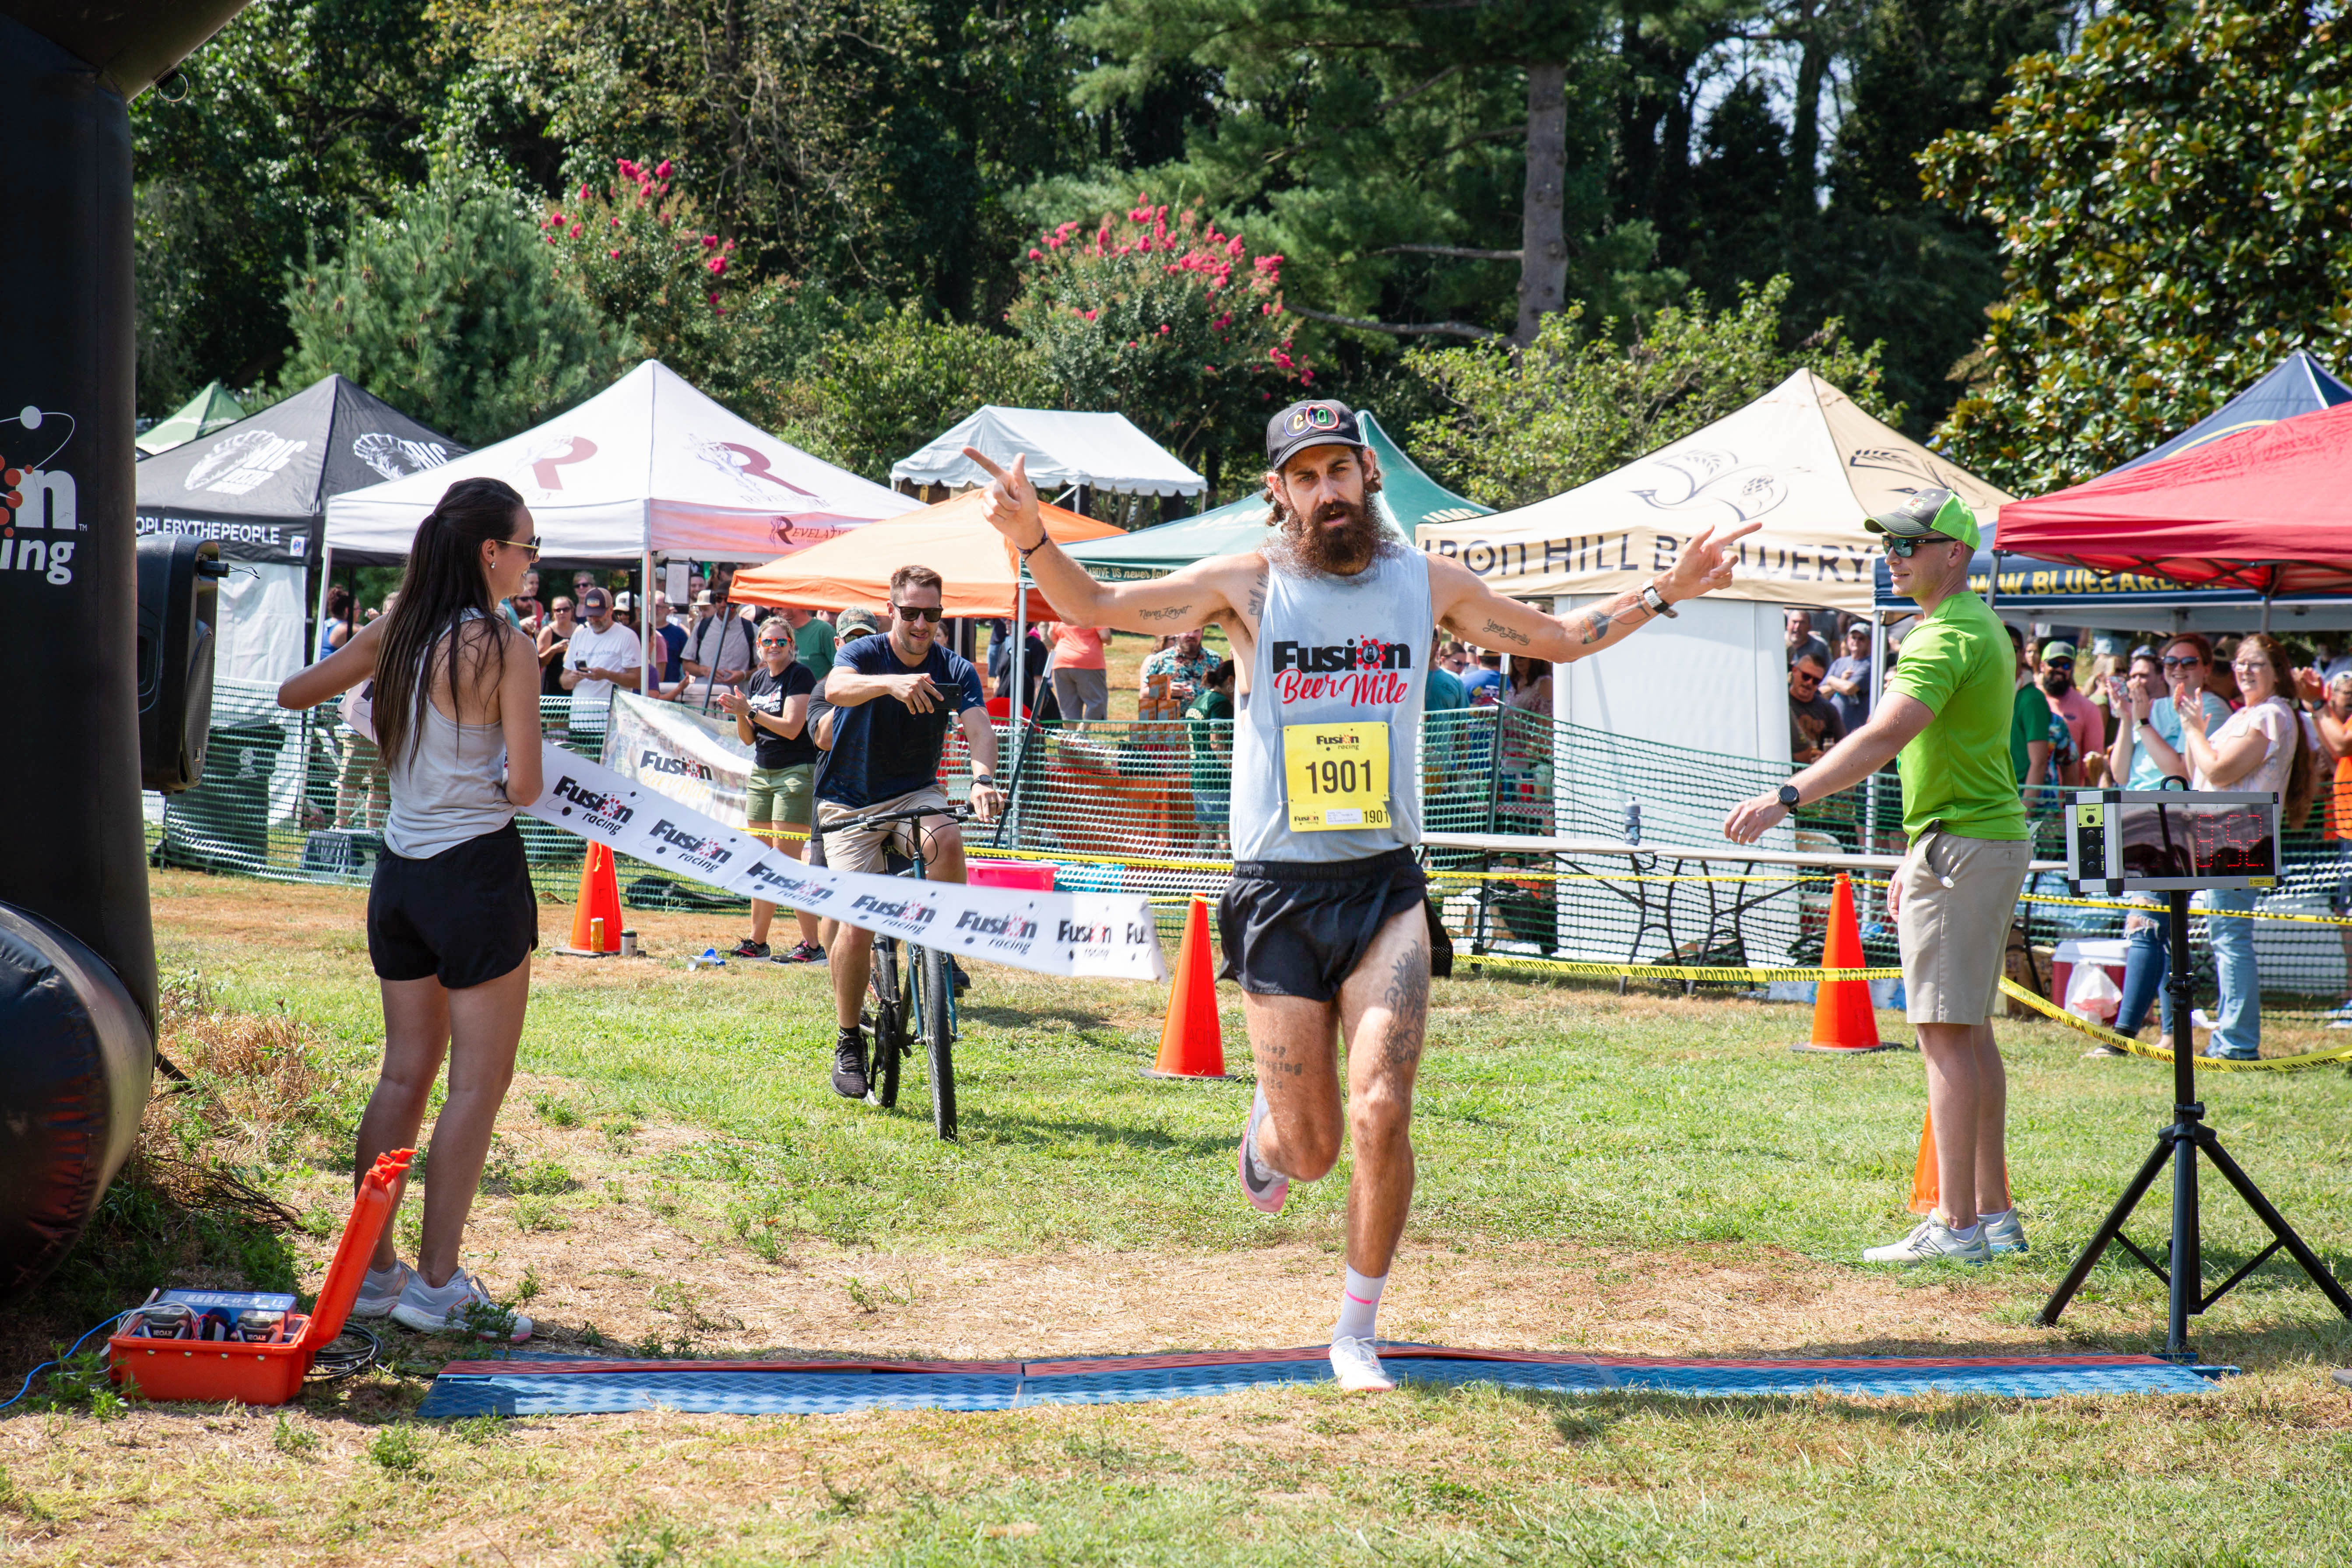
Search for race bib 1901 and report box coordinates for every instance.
[1283,721,1391,832]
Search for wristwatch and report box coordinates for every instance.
[1777,783,1802,808]
[970,774,997,788]
[1638,582,1678,619]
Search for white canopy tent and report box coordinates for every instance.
[891,407,1206,503]
[324,359,919,675]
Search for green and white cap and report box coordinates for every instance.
[1863,487,1980,550]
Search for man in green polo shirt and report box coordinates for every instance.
[1723,488,2031,1265]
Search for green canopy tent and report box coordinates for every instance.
[135,380,248,457]
[1063,411,1488,580]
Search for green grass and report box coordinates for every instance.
[8,872,2352,1565]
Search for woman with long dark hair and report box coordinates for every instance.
[278,477,545,1340]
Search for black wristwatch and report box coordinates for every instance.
[1777,783,1802,808]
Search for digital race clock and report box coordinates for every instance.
[2065,789,2281,896]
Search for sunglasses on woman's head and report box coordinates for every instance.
[893,604,944,624]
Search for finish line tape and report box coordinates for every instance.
[1456,953,1904,984]
[342,691,1164,982]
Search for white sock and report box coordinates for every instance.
[1333,1267,1386,1343]
[1977,1207,2013,1226]
[1944,1221,1983,1242]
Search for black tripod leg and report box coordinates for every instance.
[2199,1137,2352,1320]
[2039,1134,2174,1326]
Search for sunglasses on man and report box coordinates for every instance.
[1881,534,1958,558]
[893,603,945,624]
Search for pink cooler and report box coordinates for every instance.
[968,858,1055,892]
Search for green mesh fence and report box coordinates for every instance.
[146,683,2352,1001]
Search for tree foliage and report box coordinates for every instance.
[1406,276,1895,508]
[1008,198,1303,488]
[281,183,631,446]
[774,306,1058,480]
[1923,3,2352,491]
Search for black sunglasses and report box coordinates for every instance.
[1881,534,1954,558]
[2160,655,2204,670]
[893,603,945,624]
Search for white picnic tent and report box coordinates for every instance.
[891,407,1206,502]
[324,359,920,675]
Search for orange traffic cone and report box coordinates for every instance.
[1145,896,1227,1079]
[558,843,625,956]
[1908,1109,2013,1218]
[1793,873,1891,1054]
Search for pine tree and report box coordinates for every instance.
[281,183,633,446]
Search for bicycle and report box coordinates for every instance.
[841,804,968,1141]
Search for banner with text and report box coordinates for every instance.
[604,692,755,828]
[344,689,1165,981]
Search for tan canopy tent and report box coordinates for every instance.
[1416,369,2011,613]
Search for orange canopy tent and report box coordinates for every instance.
[728,489,1125,619]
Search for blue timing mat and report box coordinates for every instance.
[413,1346,2224,1419]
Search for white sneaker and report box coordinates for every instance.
[1982,1211,2029,1256]
[1329,1336,1395,1393]
[388,1266,533,1343]
[352,1260,414,1319]
[1862,1220,1990,1265]
[1237,1089,1289,1215]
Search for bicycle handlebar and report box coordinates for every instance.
[836,804,977,834]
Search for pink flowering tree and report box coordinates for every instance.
[1008,197,1305,491]
[539,157,757,382]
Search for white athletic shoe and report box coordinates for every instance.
[1237,1090,1289,1215]
[1982,1211,2029,1256]
[351,1260,415,1319]
[389,1266,533,1343]
[1862,1221,1990,1265]
[1329,1336,1395,1393]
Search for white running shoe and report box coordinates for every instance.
[351,1260,414,1319]
[389,1266,533,1342]
[1237,1090,1289,1215]
[1982,1211,2029,1256]
[1862,1220,1991,1265]
[1329,1336,1395,1393]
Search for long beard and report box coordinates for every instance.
[1281,496,1381,576]
[2039,670,2072,698]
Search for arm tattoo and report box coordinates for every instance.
[1576,608,1613,646]
[1139,604,1194,623]
[1244,568,1266,625]
[1480,618,1531,647]
[1379,947,1429,1072]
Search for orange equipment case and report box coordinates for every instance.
[107,1148,411,1406]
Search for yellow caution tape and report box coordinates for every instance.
[1455,953,1903,984]
[1994,978,2352,1072]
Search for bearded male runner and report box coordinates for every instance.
[968,402,1755,1391]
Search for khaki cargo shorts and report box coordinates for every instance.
[1896,830,2032,1026]
[817,784,954,876]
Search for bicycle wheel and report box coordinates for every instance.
[866,937,904,1110]
[913,942,956,1141]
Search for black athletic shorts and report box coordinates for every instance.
[1216,847,1448,1002]
[366,820,539,989]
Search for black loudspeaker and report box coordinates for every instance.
[136,533,223,792]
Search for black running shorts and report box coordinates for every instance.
[1216,847,1443,1003]
[366,821,539,989]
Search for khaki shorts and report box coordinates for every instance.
[1897,831,2032,1025]
[817,784,953,876]
[744,764,813,831]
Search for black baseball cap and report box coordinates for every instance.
[1266,399,1364,471]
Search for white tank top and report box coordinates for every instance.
[383,616,517,859]
[1230,545,1431,863]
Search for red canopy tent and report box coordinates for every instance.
[1998,400,2352,598]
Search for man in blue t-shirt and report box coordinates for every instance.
[812,564,1004,1100]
